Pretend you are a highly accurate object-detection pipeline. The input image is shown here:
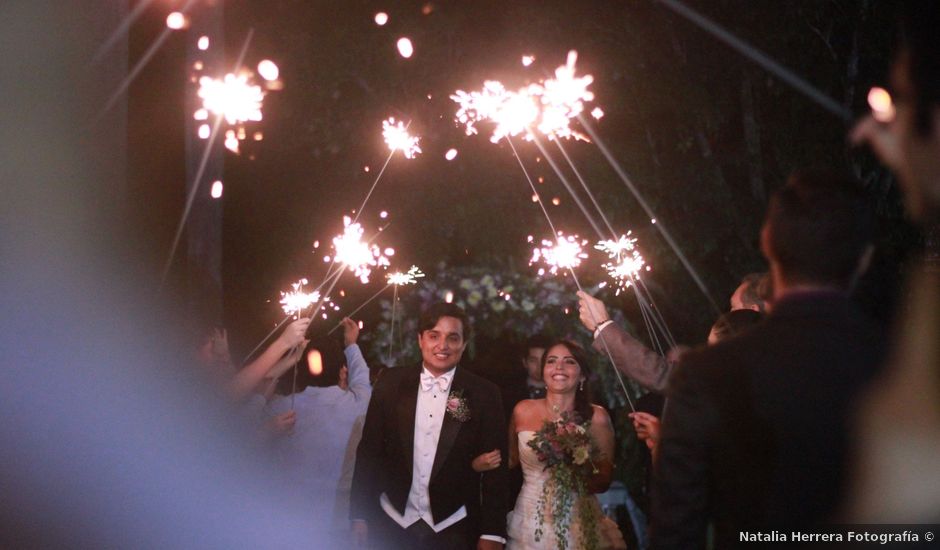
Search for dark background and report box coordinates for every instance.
[127,0,924,361]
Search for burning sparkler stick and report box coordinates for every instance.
[326,266,423,336]
[507,137,635,411]
[160,29,255,287]
[655,0,850,120]
[576,112,721,314]
[350,118,418,225]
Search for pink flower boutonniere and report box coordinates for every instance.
[446,389,471,422]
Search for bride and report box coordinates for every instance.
[506,339,626,549]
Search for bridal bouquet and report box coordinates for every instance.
[527,411,601,550]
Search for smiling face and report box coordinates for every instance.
[541,343,584,394]
[417,315,467,376]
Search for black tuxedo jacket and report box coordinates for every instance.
[350,364,509,539]
[650,292,887,549]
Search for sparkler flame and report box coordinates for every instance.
[332,216,392,284]
[198,73,264,125]
[529,232,588,276]
[451,51,595,142]
[387,266,425,286]
[596,234,647,295]
[279,278,322,316]
[382,117,422,158]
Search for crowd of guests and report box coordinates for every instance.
[192,3,939,547]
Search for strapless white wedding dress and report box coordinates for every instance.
[507,431,627,549]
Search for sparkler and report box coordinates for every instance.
[450,50,594,143]
[529,232,588,277]
[596,235,648,295]
[198,72,264,125]
[867,87,895,123]
[279,278,321,317]
[382,117,422,159]
[332,216,392,284]
[386,265,425,286]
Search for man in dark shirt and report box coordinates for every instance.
[650,169,886,549]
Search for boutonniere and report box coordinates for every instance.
[446,389,471,422]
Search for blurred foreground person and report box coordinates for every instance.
[1,4,322,546]
[848,0,940,523]
[267,318,373,544]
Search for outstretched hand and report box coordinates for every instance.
[577,290,610,332]
[630,412,661,451]
[341,317,360,347]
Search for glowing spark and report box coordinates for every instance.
[253,131,263,141]
[374,12,388,26]
[166,12,187,30]
[529,232,588,276]
[198,124,210,139]
[451,51,596,142]
[224,130,239,153]
[596,234,647,295]
[382,117,422,158]
[444,290,454,303]
[868,87,895,123]
[332,216,392,284]
[397,37,414,58]
[387,266,425,286]
[538,50,594,140]
[197,36,209,50]
[198,73,264,125]
[279,278,321,316]
[551,197,561,205]
[445,148,458,160]
[210,180,223,199]
[591,107,604,119]
[531,194,539,202]
[194,108,208,121]
[522,55,535,67]
[451,81,540,143]
[193,61,204,71]
[379,211,388,219]
[257,60,279,81]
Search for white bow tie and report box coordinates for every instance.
[420,372,450,393]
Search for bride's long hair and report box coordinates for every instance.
[540,339,594,422]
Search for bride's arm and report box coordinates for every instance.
[587,404,615,493]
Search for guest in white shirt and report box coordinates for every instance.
[267,317,372,544]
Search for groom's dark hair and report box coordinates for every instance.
[418,302,472,342]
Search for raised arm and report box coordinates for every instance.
[341,317,371,400]
[577,291,673,393]
[228,318,310,400]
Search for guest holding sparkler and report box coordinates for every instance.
[506,339,626,550]
[651,169,885,548]
[847,0,940,522]
[266,317,373,543]
[228,316,311,400]
[576,273,765,393]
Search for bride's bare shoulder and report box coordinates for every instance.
[512,399,544,428]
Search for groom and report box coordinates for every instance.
[350,302,509,549]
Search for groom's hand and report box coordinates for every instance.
[477,539,503,550]
[351,520,368,548]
